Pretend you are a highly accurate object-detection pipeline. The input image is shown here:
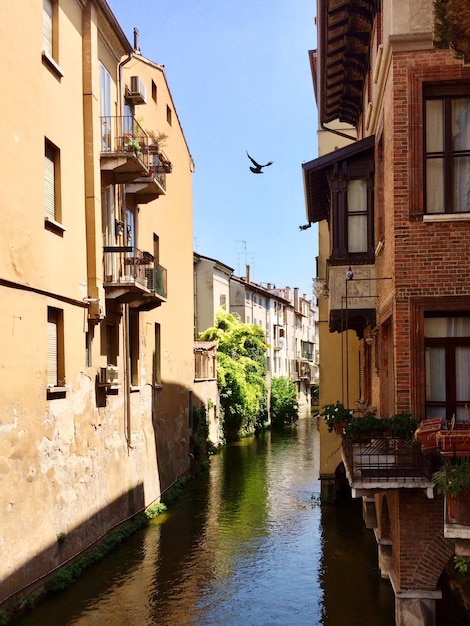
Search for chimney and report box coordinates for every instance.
[294,288,299,311]
[133,28,141,53]
[246,264,251,283]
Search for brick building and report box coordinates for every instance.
[303,0,470,623]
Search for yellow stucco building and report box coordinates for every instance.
[1,0,195,607]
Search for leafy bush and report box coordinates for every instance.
[344,414,388,439]
[199,310,268,440]
[432,458,470,498]
[388,412,419,441]
[270,377,299,426]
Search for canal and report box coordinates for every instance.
[15,415,468,625]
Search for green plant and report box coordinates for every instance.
[124,134,142,157]
[270,377,299,426]
[344,413,388,439]
[432,458,470,498]
[455,555,470,578]
[199,310,268,441]
[145,502,167,520]
[388,412,419,441]
[56,532,66,544]
[321,401,353,433]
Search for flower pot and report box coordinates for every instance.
[437,431,470,457]
[447,494,470,525]
[333,421,347,435]
[414,419,442,452]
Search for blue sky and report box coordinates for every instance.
[109,0,318,295]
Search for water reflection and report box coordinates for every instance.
[17,417,399,625]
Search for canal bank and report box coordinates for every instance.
[13,416,466,625]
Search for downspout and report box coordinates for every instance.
[320,120,356,142]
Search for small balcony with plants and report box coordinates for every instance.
[321,404,434,497]
[103,246,167,309]
[100,117,173,193]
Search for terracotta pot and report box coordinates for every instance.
[447,494,470,525]
[333,421,347,435]
[414,419,442,452]
[437,431,470,457]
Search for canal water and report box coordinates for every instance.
[15,416,467,625]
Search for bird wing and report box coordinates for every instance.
[246,151,261,167]
[263,161,273,167]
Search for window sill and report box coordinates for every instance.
[47,386,66,399]
[424,213,470,223]
[42,51,64,79]
[45,217,66,236]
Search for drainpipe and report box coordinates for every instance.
[320,121,356,142]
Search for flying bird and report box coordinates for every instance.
[246,151,273,174]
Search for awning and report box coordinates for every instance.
[302,135,375,224]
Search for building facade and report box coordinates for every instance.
[304,0,470,623]
[1,0,194,608]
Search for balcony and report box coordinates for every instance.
[327,263,377,335]
[342,435,433,498]
[125,147,172,203]
[103,246,167,309]
[100,118,172,196]
[294,359,314,383]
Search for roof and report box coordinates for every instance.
[317,0,379,127]
[302,135,375,224]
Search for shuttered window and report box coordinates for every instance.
[47,307,64,389]
[43,0,53,57]
[44,142,55,220]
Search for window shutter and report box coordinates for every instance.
[47,314,58,387]
[44,150,55,220]
[43,0,53,57]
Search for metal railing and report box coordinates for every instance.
[100,116,172,188]
[342,436,432,484]
[103,246,167,298]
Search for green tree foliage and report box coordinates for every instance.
[270,377,299,426]
[199,310,268,440]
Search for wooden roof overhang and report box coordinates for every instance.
[302,135,375,224]
[318,0,379,127]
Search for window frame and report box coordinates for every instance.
[44,138,64,233]
[42,0,63,77]
[424,83,470,215]
[47,306,65,394]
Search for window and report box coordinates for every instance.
[220,294,227,308]
[347,179,368,253]
[425,316,470,422]
[100,64,112,151]
[43,0,53,57]
[152,80,157,103]
[47,307,64,389]
[44,139,61,225]
[166,105,172,126]
[425,85,470,214]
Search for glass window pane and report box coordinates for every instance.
[347,179,367,213]
[348,215,367,252]
[426,99,444,153]
[452,97,470,151]
[425,317,470,337]
[453,155,470,212]
[426,159,444,213]
[456,347,470,403]
[425,347,446,402]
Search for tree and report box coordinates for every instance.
[199,310,268,440]
[270,377,299,426]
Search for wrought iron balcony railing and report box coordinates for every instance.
[100,117,172,191]
[342,435,433,494]
[103,246,167,300]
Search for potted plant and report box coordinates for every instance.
[432,459,470,525]
[414,418,443,452]
[388,412,419,441]
[321,401,353,434]
[436,429,470,457]
[343,413,388,441]
[124,134,142,158]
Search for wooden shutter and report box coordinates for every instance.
[47,309,58,386]
[43,0,53,57]
[44,144,55,220]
